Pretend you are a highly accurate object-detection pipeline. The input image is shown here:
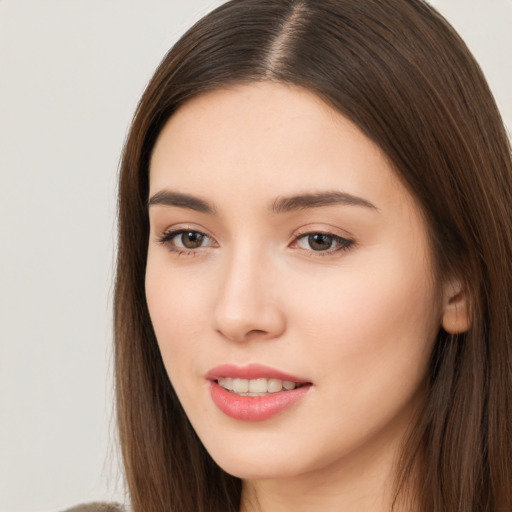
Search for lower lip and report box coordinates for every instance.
[209,381,311,421]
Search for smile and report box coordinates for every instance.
[217,377,301,396]
[207,364,312,421]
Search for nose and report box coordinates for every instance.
[212,248,286,343]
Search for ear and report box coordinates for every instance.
[441,278,471,334]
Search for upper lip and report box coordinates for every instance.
[206,363,311,383]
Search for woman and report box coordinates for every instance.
[113,0,512,511]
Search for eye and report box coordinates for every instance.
[176,231,207,249]
[294,232,354,253]
[158,229,215,253]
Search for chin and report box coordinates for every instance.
[217,459,298,481]
[205,442,305,480]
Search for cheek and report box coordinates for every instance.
[145,258,212,375]
[289,247,440,403]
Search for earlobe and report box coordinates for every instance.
[441,279,471,334]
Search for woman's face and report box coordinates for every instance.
[146,83,444,482]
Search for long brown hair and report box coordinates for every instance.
[114,1,512,510]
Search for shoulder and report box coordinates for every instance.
[62,503,125,512]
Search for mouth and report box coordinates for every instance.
[206,364,312,421]
[216,377,306,396]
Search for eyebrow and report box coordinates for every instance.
[147,190,216,214]
[147,189,377,215]
[271,191,377,213]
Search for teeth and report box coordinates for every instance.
[249,378,267,393]
[267,378,283,393]
[220,377,234,391]
[233,378,249,393]
[283,380,296,390]
[217,377,298,395]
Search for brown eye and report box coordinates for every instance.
[307,233,334,251]
[294,232,354,254]
[158,229,214,253]
[179,231,205,249]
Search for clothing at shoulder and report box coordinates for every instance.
[63,503,124,512]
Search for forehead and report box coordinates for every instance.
[149,82,400,201]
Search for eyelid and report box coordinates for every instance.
[291,224,354,241]
[156,225,218,254]
[290,226,355,255]
[155,222,215,240]
[154,223,355,257]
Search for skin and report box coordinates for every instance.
[145,82,468,512]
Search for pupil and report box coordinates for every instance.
[182,231,203,249]
[309,233,333,251]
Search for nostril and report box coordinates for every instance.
[247,329,267,336]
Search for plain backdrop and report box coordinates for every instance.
[0,1,510,511]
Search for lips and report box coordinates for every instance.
[207,363,310,382]
[207,364,312,421]
[218,376,300,395]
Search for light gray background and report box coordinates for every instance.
[0,1,510,511]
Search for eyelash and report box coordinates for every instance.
[157,229,216,256]
[291,231,354,256]
[157,229,355,257]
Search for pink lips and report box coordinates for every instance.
[207,364,311,421]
